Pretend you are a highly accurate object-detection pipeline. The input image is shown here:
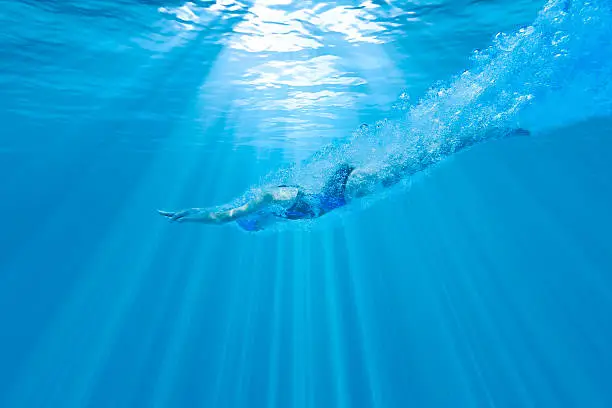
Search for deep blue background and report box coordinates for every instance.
[1,0,611,407]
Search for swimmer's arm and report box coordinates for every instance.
[158,186,298,224]
[158,191,274,224]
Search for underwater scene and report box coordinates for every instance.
[1,0,611,407]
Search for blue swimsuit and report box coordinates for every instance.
[237,164,355,231]
[278,163,355,219]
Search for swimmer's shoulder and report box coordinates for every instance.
[271,185,299,202]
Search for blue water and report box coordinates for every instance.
[1,0,612,406]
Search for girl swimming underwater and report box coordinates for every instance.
[158,127,529,231]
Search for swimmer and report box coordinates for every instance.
[158,127,529,231]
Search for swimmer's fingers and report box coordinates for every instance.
[159,208,201,222]
[158,210,175,218]
[158,209,186,222]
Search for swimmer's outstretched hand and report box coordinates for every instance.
[158,208,202,222]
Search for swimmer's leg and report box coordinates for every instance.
[344,165,396,200]
[344,126,530,200]
[456,126,530,150]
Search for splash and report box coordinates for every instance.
[293,0,609,178]
[240,0,612,230]
[411,0,612,136]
